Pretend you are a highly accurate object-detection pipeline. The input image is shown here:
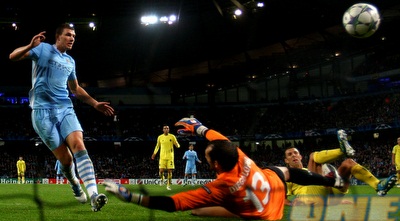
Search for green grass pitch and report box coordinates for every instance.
[1,184,399,221]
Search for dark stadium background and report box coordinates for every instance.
[0,0,399,181]
[0,0,399,89]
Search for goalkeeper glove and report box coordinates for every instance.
[103,181,143,204]
[174,117,208,136]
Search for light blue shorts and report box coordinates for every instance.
[185,164,197,174]
[31,107,83,151]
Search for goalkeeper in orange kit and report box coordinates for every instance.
[104,117,346,220]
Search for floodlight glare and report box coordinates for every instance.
[169,15,177,22]
[141,15,158,25]
[11,22,18,30]
[141,14,178,25]
[234,9,242,16]
[88,22,96,31]
[160,16,168,23]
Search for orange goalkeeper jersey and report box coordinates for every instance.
[171,129,286,220]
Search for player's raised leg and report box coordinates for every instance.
[377,174,398,196]
[337,130,355,157]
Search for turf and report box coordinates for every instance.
[1,184,399,221]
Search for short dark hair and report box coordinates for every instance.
[55,23,74,38]
[284,146,299,157]
[208,140,238,172]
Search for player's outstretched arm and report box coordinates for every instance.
[103,181,176,212]
[174,117,208,136]
[175,117,230,141]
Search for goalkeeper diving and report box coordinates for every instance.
[103,117,346,220]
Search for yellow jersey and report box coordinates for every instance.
[153,133,180,160]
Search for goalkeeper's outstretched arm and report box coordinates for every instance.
[174,117,229,142]
[103,182,177,212]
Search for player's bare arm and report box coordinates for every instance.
[68,79,114,116]
[9,31,46,61]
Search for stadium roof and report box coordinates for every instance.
[1,0,400,89]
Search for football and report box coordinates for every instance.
[342,3,381,38]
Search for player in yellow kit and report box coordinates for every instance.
[16,156,26,184]
[392,137,400,187]
[151,124,180,190]
[285,130,397,206]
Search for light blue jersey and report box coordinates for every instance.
[183,150,200,174]
[29,43,77,109]
[28,43,82,150]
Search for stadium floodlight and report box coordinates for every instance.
[89,22,96,31]
[141,15,159,26]
[11,22,18,30]
[222,1,265,19]
[66,17,99,31]
[0,20,20,31]
[160,16,168,23]
[141,13,177,26]
[234,9,242,16]
[168,15,177,24]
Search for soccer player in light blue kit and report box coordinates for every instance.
[9,23,114,212]
[55,160,64,184]
[182,144,202,186]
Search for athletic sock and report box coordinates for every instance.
[74,150,98,198]
[351,163,379,189]
[61,163,80,187]
[159,172,164,184]
[397,172,400,185]
[313,149,343,164]
[167,172,172,186]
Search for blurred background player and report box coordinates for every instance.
[151,124,180,190]
[284,130,397,206]
[55,160,64,184]
[182,144,201,186]
[392,137,400,188]
[16,156,26,184]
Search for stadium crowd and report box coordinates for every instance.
[0,90,398,181]
[0,138,394,182]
